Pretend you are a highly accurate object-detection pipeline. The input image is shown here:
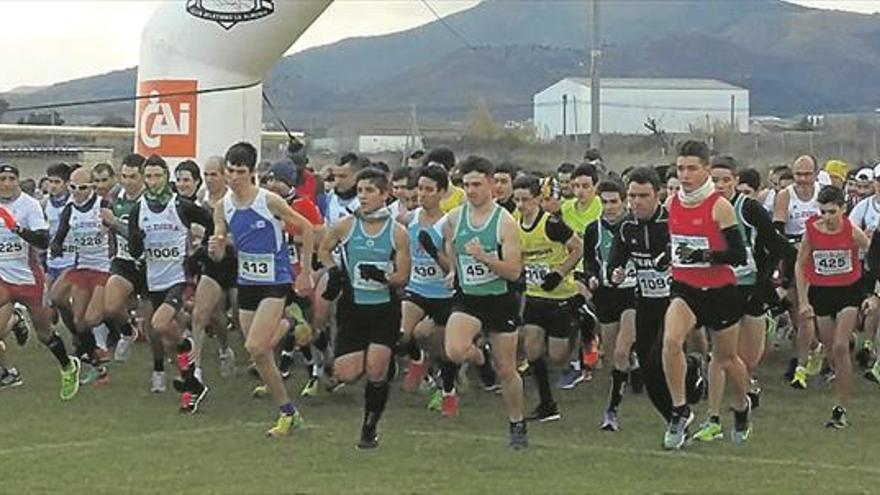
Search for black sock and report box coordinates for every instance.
[57,306,77,336]
[300,347,316,378]
[672,404,689,419]
[154,359,165,373]
[45,334,71,368]
[313,331,329,352]
[530,358,554,405]
[79,331,97,361]
[281,332,296,353]
[439,359,459,394]
[609,369,628,411]
[363,381,390,429]
[118,320,133,337]
[405,340,422,361]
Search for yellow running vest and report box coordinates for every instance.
[519,211,578,299]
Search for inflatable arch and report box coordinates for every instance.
[135,0,333,166]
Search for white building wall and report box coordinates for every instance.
[357,135,424,154]
[534,79,750,139]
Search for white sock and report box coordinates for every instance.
[93,323,110,351]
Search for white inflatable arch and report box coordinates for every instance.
[135,0,333,166]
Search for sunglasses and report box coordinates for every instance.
[69,184,92,191]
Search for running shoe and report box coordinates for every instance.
[114,335,135,363]
[300,377,319,397]
[692,419,723,442]
[663,407,694,450]
[747,386,762,411]
[508,421,529,451]
[0,369,23,389]
[821,366,836,385]
[179,391,194,412]
[517,358,530,375]
[79,362,99,385]
[150,371,166,393]
[600,409,619,432]
[441,393,460,418]
[825,406,848,429]
[357,424,379,449]
[731,397,752,445]
[252,384,269,398]
[558,366,585,390]
[427,388,442,411]
[60,356,81,401]
[526,401,561,423]
[267,411,304,438]
[11,304,31,347]
[404,358,428,393]
[188,384,209,414]
[218,347,235,378]
[864,363,880,384]
[790,366,807,390]
[764,313,778,340]
[805,344,824,376]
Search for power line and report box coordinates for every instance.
[4,81,262,114]
[418,0,479,52]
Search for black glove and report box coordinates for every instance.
[359,263,388,284]
[541,271,563,291]
[322,266,345,300]
[675,243,708,264]
[654,252,671,271]
[417,230,439,260]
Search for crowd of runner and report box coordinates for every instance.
[1,139,878,450]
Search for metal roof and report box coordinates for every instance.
[0,146,113,155]
[563,77,745,91]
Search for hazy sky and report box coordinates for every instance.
[1,0,878,92]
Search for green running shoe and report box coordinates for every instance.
[60,356,81,401]
[790,366,808,390]
[692,419,723,442]
[300,377,319,397]
[865,363,880,384]
[427,389,442,412]
[764,313,778,340]
[805,344,824,376]
[267,411,304,437]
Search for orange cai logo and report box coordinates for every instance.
[136,80,198,158]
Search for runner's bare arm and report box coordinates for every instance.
[387,223,411,288]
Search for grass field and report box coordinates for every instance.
[3,333,880,494]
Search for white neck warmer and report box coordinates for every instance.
[678,178,715,206]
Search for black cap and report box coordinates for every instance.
[0,162,19,177]
[266,159,298,188]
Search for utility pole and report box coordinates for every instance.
[562,94,569,159]
[403,103,421,168]
[589,0,601,151]
[729,94,736,153]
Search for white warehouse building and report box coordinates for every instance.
[533,78,749,139]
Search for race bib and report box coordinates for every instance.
[412,261,443,283]
[116,235,130,258]
[239,252,275,282]
[0,234,26,261]
[524,263,550,287]
[353,261,391,291]
[145,242,183,261]
[637,270,671,298]
[460,254,499,286]
[813,250,852,276]
[73,232,105,251]
[671,234,711,268]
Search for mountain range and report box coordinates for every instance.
[4,0,880,130]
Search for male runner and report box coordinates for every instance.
[584,180,638,431]
[319,167,409,448]
[209,142,315,435]
[514,175,583,422]
[443,156,527,450]
[0,162,80,399]
[797,186,871,428]
[662,141,751,450]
